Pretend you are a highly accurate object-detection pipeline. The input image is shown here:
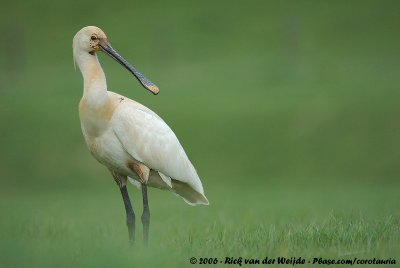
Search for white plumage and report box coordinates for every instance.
[74,26,208,206]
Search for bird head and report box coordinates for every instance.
[73,26,159,95]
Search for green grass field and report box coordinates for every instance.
[1,182,399,267]
[1,1,399,267]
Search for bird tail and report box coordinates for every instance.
[170,179,209,205]
[127,170,209,206]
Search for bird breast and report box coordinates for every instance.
[79,95,135,174]
[79,96,117,137]
[84,127,133,174]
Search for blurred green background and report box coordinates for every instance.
[0,0,399,267]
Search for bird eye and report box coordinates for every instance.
[91,35,97,40]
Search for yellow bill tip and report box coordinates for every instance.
[148,85,160,95]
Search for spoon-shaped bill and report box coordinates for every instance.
[99,41,159,95]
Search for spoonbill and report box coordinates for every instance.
[73,26,208,245]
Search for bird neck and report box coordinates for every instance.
[75,51,108,109]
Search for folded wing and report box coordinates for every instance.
[111,97,207,203]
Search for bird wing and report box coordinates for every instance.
[110,95,205,195]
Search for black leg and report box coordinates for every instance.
[120,185,135,246]
[141,183,150,245]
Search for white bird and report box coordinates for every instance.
[73,26,208,245]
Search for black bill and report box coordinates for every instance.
[99,40,159,95]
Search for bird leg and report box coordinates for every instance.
[141,183,150,246]
[111,171,135,246]
[131,163,151,245]
[121,185,136,246]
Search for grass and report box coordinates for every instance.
[1,181,399,267]
[1,1,400,267]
